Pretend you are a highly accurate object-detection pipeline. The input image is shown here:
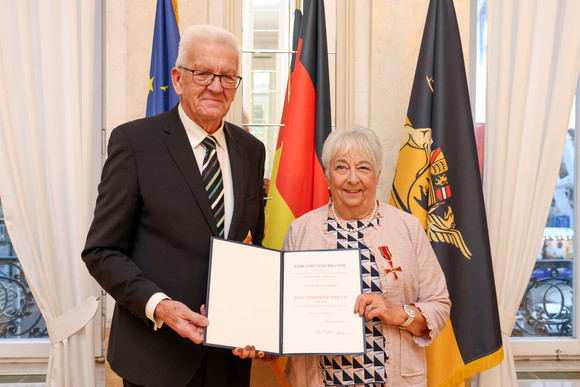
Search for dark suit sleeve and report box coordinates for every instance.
[252,142,266,246]
[82,127,163,322]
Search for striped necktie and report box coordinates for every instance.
[201,136,225,237]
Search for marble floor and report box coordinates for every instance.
[0,359,579,386]
[518,382,580,387]
[0,361,104,387]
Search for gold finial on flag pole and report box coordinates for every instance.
[172,0,179,26]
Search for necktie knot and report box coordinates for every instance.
[202,136,217,151]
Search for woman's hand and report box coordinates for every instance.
[354,293,406,326]
[259,354,279,364]
[232,345,257,359]
[354,293,430,338]
[232,346,278,363]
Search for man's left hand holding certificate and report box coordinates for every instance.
[204,237,365,356]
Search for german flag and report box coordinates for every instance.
[146,0,180,117]
[389,0,503,385]
[263,0,331,250]
[264,1,331,385]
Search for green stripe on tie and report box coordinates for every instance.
[207,178,223,199]
[205,171,220,191]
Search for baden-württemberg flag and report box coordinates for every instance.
[146,0,180,117]
[263,0,331,250]
[389,0,503,385]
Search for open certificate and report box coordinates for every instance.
[204,238,365,356]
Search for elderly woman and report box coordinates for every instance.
[282,126,450,387]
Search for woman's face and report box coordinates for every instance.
[326,150,380,218]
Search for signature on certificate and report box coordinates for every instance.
[315,329,351,336]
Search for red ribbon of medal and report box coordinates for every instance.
[379,245,402,280]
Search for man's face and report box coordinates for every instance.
[172,41,239,133]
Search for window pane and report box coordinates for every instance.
[0,201,48,339]
[476,0,579,340]
[242,0,290,179]
[242,0,336,180]
[513,120,575,337]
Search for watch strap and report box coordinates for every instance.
[400,304,415,327]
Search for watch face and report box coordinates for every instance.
[404,305,415,318]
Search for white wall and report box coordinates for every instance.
[369,0,473,201]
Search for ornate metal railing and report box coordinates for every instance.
[512,259,573,337]
[0,256,48,339]
[0,213,48,339]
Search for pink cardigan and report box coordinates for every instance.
[281,202,451,387]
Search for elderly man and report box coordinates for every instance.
[82,25,265,387]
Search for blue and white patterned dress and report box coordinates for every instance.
[321,217,386,387]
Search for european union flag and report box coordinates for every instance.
[146,0,180,117]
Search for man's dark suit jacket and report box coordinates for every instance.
[82,106,266,386]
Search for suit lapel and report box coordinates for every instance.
[162,107,219,236]
[225,123,245,241]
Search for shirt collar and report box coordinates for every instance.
[178,103,226,149]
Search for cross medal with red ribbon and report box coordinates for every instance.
[379,245,402,279]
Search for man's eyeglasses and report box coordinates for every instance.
[180,67,242,89]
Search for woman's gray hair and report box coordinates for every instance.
[175,25,241,68]
[321,125,383,178]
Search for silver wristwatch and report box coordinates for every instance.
[400,304,415,327]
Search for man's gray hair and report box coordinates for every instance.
[321,125,383,178]
[175,25,241,68]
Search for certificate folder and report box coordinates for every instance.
[204,237,365,356]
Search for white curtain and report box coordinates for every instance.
[479,0,580,386]
[0,1,102,386]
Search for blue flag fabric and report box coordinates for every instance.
[146,0,180,117]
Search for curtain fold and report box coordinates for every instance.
[480,0,580,385]
[0,1,102,386]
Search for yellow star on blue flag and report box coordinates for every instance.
[148,76,154,93]
[146,0,180,116]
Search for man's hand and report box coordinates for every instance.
[154,300,208,344]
